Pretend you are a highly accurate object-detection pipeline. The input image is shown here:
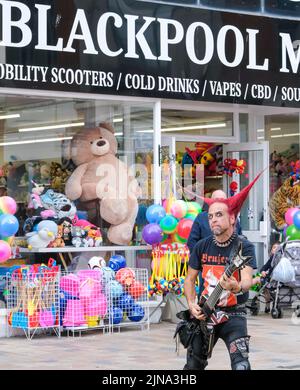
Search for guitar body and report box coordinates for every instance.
[199,294,229,326]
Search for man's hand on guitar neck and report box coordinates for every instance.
[188,301,206,321]
[219,274,241,294]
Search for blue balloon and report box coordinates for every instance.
[293,211,300,230]
[146,204,166,224]
[109,280,123,299]
[128,304,145,322]
[108,255,127,272]
[118,293,135,312]
[110,307,123,325]
[0,214,19,237]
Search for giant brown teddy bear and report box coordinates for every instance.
[65,123,141,245]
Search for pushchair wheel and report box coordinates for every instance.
[271,307,283,319]
[249,297,260,316]
[293,306,300,318]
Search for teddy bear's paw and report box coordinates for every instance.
[107,224,133,246]
[100,199,128,224]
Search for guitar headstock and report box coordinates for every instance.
[229,242,252,273]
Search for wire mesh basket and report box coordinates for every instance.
[60,269,110,336]
[108,267,149,332]
[6,265,60,339]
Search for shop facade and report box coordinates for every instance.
[0,0,300,271]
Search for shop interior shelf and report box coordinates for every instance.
[18,245,152,253]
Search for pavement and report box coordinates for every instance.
[1,310,300,370]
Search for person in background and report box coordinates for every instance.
[187,190,242,253]
[252,241,281,313]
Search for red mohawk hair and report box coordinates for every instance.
[203,170,265,217]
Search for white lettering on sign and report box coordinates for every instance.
[0,0,299,74]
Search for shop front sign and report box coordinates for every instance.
[1,0,300,107]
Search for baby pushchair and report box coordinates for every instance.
[249,240,300,319]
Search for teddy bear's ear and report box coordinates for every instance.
[99,122,115,134]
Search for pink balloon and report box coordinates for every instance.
[0,240,12,263]
[285,208,299,225]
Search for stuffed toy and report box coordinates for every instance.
[269,176,300,230]
[65,123,141,245]
[50,162,72,192]
[71,226,89,247]
[26,220,58,249]
[48,225,65,248]
[40,189,77,221]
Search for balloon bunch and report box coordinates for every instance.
[0,196,19,263]
[148,245,189,297]
[222,158,247,177]
[283,207,300,241]
[142,200,202,246]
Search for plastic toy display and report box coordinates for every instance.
[148,245,191,298]
[6,259,60,339]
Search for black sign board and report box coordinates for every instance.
[1,0,300,107]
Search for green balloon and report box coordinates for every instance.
[173,233,187,244]
[188,201,202,215]
[286,224,300,240]
[185,212,197,221]
[159,215,178,234]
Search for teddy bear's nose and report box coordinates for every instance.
[97,140,106,147]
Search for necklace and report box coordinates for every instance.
[213,232,237,247]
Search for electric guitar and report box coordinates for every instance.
[199,241,252,326]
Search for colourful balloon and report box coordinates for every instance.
[0,214,19,237]
[2,236,14,245]
[187,201,202,215]
[128,304,145,322]
[146,204,166,224]
[159,215,178,234]
[185,212,196,221]
[293,211,300,230]
[170,200,188,219]
[162,197,176,214]
[172,233,187,244]
[0,240,11,263]
[286,224,300,241]
[177,218,193,240]
[0,196,17,215]
[285,208,299,226]
[142,223,163,245]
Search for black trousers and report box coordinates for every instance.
[184,314,250,370]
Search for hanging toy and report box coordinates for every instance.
[229,181,238,197]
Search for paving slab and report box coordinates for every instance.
[0,312,299,370]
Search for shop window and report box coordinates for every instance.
[265,113,299,195]
[160,109,232,202]
[264,113,300,242]
[0,96,154,244]
[161,110,233,137]
[265,0,300,16]
[200,0,261,11]
[239,114,249,142]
